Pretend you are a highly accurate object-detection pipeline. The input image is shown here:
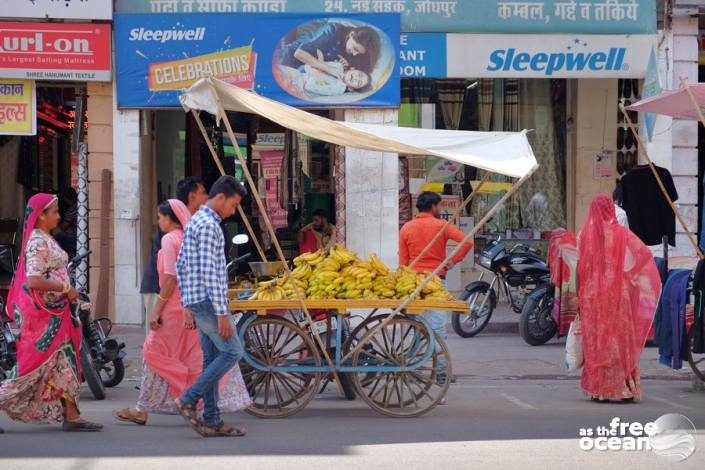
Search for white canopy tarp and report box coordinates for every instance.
[180,78,538,178]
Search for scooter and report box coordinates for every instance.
[452,219,550,338]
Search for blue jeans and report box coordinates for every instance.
[180,299,242,428]
[423,280,448,371]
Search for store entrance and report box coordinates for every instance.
[0,83,87,285]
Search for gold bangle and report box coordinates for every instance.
[61,283,70,294]
[158,294,168,302]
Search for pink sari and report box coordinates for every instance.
[142,200,204,399]
[139,200,250,413]
[578,195,662,401]
[0,194,83,424]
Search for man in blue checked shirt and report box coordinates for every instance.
[173,175,249,437]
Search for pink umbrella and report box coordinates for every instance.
[622,81,704,259]
[624,82,705,121]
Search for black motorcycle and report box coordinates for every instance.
[0,250,17,380]
[68,251,126,399]
[518,282,558,346]
[452,221,550,338]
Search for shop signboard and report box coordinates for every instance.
[0,23,112,82]
[4,0,113,20]
[0,79,35,135]
[399,33,446,78]
[641,45,660,140]
[446,33,657,78]
[260,150,289,229]
[425,155,465,184]
[116,0,656,34]
[114,13,400,108]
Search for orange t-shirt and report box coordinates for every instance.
[399,213,473,275]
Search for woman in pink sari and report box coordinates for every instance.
[0,193,102,432]
[113,199,250,425]
[578,194,661,402]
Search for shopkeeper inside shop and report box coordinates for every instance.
[297,209,336,253]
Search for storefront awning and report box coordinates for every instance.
[179,78,538,178]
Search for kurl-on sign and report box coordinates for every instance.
[0,23,112,81]
[447,33,656,78]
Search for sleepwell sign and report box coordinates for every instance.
[114,13,400,108]
[115,0,657,34]
[447,33,656,78]
[0,22,112,81]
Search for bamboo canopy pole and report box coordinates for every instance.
[190,109,267,262]
[341,167,537,364]
[621,108,704,259]
[205,92,339,374]
[409,171,491,269]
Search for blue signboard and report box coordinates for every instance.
[114,13,400,108]
[399,33,446,77]
[116,0,657,34]
[642,46,660,140]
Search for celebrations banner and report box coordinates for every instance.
[0,80,36,135]
[115,13,400,108]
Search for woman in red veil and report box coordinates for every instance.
[578,194,661,401]
[0,194,101,431]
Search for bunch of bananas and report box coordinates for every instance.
[366,253,389,276]
[329,244,357,265]
[294,249,326,267]
[394,274,419,300]
[340,262,377,280]
[291,262,312,280]
[306,271,342,300]
[282,279,308,300]
[371,274,397,298]
[249,284,288,301]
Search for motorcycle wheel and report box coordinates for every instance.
[80,339,107,400]
[519,296,558,346]
[337,373,357,401]
[101,358,125,388]
[452,285,496,338]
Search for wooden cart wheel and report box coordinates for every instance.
[240,315,321,418]
[688,327,705,382]
[351,316,451,418]
[342,313,389,392]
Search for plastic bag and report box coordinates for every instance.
[565,316,584,372]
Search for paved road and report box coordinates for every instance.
[1,324,704,469]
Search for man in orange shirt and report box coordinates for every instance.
[399,192,474,384]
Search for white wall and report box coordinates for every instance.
[112,103,143,325]
[342,109,400,269]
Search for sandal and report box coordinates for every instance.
[200,421,246,438]
[172,398,202,434]
[62,419,104,432]
[112,408,147,425]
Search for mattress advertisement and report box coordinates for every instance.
[114,13,399,108]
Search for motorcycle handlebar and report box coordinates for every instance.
[233,253,252,264]
[68,250,92,269]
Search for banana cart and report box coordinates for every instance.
[180,77,538,418]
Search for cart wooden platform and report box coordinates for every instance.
[229,299,470,418]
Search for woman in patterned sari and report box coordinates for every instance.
[0,193,102,432]
[578,194,661,402]
[112,200,250,426]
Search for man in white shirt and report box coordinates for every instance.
[613,186,629,229]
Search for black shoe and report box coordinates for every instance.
[617,151,625,175]
[617,127,625,149]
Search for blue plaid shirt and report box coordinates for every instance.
[176,206,229,316]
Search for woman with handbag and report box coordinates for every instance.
[577,194,661,402]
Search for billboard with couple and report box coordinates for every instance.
[115,13,399,108]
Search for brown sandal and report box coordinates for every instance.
[112,408,147,425]
[172,398,201,434]
[200,421,246,437]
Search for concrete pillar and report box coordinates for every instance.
[671,16,700,255]
[112,102,143,324]
[86,82,115,321]
[342,109,400,269]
